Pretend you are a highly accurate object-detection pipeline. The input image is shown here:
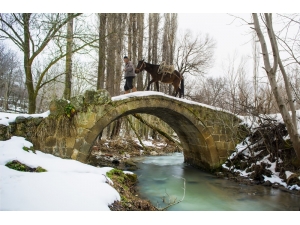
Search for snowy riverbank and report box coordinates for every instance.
[0,136,120,210]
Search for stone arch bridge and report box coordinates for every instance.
[5,90,245,171]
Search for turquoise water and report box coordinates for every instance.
[134,153,300,211]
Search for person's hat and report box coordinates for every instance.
[124,56,128,59]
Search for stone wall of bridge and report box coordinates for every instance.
[1,89,247,171]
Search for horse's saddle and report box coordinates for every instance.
[158,61,175,75]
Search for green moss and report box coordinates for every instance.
[125,173,137,183]
[65,103,76,118]
[35,166,47,172]
[107,168,124,178]
[23,146,36,154]
[106,168,137,185]
[5,160,47,172]
[6,161,27,171]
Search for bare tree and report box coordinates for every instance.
[0,42,24,111]
[63,13,74,100]
[252,13,300,160]
[152,13,160,64]
[136,13,144,91]
[146,14,153,89]
[161,13,178,95]
[106,14,117,96]
[0,13,98,113]
[276,14,300,66]
[97,13,107,90]
[175,30,216,76]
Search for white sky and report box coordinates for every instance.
[177,13,253,77]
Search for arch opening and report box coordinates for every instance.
[84,104,219,170]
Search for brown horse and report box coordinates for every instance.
[135,59,184,98]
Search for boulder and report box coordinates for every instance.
[70,95,84,112]
[15,116,26,124]
[150,151,158,156]
[124,159,136,167]
[33,117,43,126]
[49,99,69,116]
[240,161,248,170]
[262,180,272,186]
[84,89,111,105]
[124,159,138,171]
[215,172,225,178]
[287,174,300,186]
[0,124,10,141]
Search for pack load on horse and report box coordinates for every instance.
[135,59,184,98]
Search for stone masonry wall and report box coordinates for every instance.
[0,89,247,171]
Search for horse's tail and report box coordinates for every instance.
[181,75,184,98]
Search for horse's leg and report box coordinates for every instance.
[155,81,159,92]
[172,76,181,98]
[147,79,155,91]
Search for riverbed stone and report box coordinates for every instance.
[262,180,272,186]
[150,151,158,156]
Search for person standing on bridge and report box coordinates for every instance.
[123,56,137,94]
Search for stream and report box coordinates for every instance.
[133,153,300,211]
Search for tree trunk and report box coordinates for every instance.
[23,13,36,113]
[252,13,300,160]
[114,13,126,96]
[152,13,159,64]
[137,13,144,91]
[106,14,116,96]
[128,14,133,60]
[63,13,74,100]
[146,14,152,89]
[132,113,182,147]
[126,116,148,151]
[169,13,177,95]
[132,13,137,88]
[3,81,8,111]
[97,13,107,90]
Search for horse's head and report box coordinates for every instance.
[135,59,146,73]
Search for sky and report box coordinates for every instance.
[177,13,254,77]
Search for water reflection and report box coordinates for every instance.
[134,153,300,211]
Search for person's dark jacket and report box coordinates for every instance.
[124,61,136,78]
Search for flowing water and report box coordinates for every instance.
[133,153,300,211]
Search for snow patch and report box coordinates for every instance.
[112,91,233,114]
[285,171,294,179]
[0,110,50,126]
[0,136,121,210]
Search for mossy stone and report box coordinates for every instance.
[15,116,26,124]
[49,99,69,116]
[84,89,111,105]
[70,95,84,112]
[33,117,43,126]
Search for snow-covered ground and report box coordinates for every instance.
[225,110,300,191]
[0,111,50,126]
[0,136,120,210]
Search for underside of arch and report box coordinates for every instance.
[83,101,221,170]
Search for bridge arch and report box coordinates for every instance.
[76,93,242,170]
[84,97,218,169]
[32,91,243,171]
